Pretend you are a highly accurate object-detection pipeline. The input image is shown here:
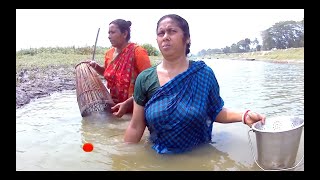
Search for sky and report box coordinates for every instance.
[16,9,304,54]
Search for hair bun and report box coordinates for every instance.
[126,21,132,27]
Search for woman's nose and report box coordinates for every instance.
[163,32,170,41]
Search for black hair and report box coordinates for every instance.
[110,19,131,41]
[156,14,191,55]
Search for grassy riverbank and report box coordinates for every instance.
[16,54,161,72]
[15,52,161,108]
[16,47,304,72]
[203,47,304,62]
[16,47,304,85]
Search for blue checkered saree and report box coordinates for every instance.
[145,61,224,154]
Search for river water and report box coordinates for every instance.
[16,59,304,171]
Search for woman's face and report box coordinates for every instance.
[108,24,127,48]
[156,17,186,58]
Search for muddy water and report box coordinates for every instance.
[16,59,304,171]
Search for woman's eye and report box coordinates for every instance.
[157,29,177,37]
[157,32,164,36]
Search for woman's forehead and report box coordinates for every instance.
[158,18,179,29]
[109,24,119,30]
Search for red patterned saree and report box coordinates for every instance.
[103,43,151,103]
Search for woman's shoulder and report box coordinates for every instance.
[131,44,149,59]
[140,65,157,75]
[133,44,148,53]
[136,65,156,79]
[105,47,115,56]
[190,60,208,68]
[191,60,215,74]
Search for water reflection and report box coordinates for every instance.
[260,63,304,117]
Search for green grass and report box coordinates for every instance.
[206,47,304,61]
[16,53,163,72]
[16,47,304,73]
[16,53,102,72]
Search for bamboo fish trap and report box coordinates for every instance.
[75,62,114,117]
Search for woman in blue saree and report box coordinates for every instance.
[124,14,266,154]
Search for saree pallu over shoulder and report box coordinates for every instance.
[104,43,136,103]
[145,61,224,154]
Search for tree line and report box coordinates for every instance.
[197,19,304,57]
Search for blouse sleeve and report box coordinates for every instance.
[133,71,148,106]
[134,46,152,73]
[104,48,114,68]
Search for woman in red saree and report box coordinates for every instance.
[89,19,151,118]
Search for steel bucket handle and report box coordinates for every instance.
[248,129,304,171]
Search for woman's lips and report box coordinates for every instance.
[162,44,170,50]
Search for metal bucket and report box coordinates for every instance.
[248,116,304,171]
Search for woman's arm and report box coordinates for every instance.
[215,108,242,123]
[215,107,266,127]
[124,100,146,143]
[92,63,105,76]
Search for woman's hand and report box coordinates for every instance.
[111,97,134,118]
[88,60,98,68]
[111,102,129,118]
[245,111,266,128]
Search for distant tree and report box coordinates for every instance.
[256,45,262,51]
[250,38,260,51]
[244,38,251,52]
[261,20,304,50]
[230,43,240,53]
[197,49,207,57]
[212,48,223,54]
[222,46,231,54]
[237,38,251,53]
[141,43,159,56]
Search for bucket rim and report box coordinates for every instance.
[252,115,304,133]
